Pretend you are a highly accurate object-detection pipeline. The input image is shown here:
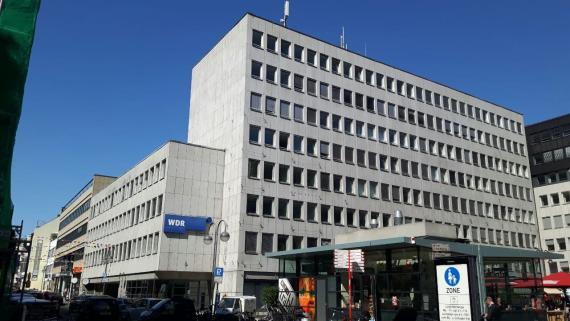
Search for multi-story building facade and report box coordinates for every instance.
[188,13,538,297]
[82,141,224,305]
[43,238,58,291]
[27,217,58,290]
[53,175,115,298]
[527,114,570,274]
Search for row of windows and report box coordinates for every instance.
[85,232,159,267]
[539,191,570,207]
[88,194,164,241]
[92,159,167,218]
[249,92,529,181]
[248,151,531,205]
[532,146,570,165]
[245,180,534,225]
[59,198,91,230]
[251,30,524,136]
[542,214,570,230]
[244,231,330,254]
[529,123,570,145]
[250,67,526,162]
[243,204,535,251]
[56,223,87,249]
[545,238,570,252]
[547,260,570,273]
[533,169,570,187]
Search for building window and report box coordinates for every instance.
[293,135,303,154]
[252,30,263,47]
[280,69,290,87]
[248,159,260,179]
[277,235,288,251]
[307,169,317,188]
[321,205,330,224]
[294,44,303,61]
[307,49,316,66]
[245,232,257,254]
[265,129,275,147]
[261,234,273,255]
[279,165,289,184]
[319,53,329,70]
[321,172,330,191]
[294,74,304,92]
[263,197,273,217]
[307,203,317,222]
[263,162,274,181]
[279,132,290,150]
[251,60,262,79]
[293,201,303,220]
[307,78,316,95]
[280,100,290,119]
[265,96,276,115]
[266,65,277,83]
[278,199,289,219]
[267,34,277,52]
[280,39,291,57]
[293,236,303,249]
[293,167,303,186]
[249,125,260,144]
[293,104,304,122]
[246,194,258,215]
[250,92,262,111]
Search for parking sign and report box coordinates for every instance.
[214,267,223,283]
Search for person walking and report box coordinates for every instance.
[483,296,501,321]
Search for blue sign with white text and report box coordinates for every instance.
[163,214,212,234]
[214,267,224,277]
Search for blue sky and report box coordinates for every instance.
[12,0,570,234]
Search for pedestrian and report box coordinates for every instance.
[482,296,500,321]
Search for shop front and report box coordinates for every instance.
[267,222,561,321]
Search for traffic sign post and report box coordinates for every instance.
[214,267,224,283]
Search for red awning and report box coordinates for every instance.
[543,272,570,288]
[510,278,542,288]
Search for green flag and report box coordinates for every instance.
[0,0,41,298]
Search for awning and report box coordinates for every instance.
[267,236,563,261]
[543,272,570,288]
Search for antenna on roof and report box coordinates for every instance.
[340,26,348,50]
[280,0,290,27]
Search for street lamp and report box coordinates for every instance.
[203,219,230,316]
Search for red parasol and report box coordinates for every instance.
[543,272,570,288]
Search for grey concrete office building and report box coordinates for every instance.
[188,13,538,297]
[527,114,570,274]
[82,141,224,305]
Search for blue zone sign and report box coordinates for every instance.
[163,214,212,234]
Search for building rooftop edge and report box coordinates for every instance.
[90,140,224,197]
[525,113,570,130]
[240,12,523,117]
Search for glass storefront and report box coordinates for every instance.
[277,245,547,321]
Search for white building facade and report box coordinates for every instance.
[188,13,539,297]
[82,141,224,306]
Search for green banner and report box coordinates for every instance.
[0,0,41,299]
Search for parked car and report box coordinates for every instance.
[126,298,162,321]
[9,293,59,321]
[42,291,64,305]
[139,298,196,321]
[117,298,133,321]
[69,295,121,321]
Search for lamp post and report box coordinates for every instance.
[203,219,230,317]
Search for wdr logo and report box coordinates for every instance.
[444,267,460,287]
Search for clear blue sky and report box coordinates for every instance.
[12,0,570,234]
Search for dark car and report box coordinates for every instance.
[69,295,121,321]
[117,298,134,321]
[9,293,59,321]
[139,298,196,321]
